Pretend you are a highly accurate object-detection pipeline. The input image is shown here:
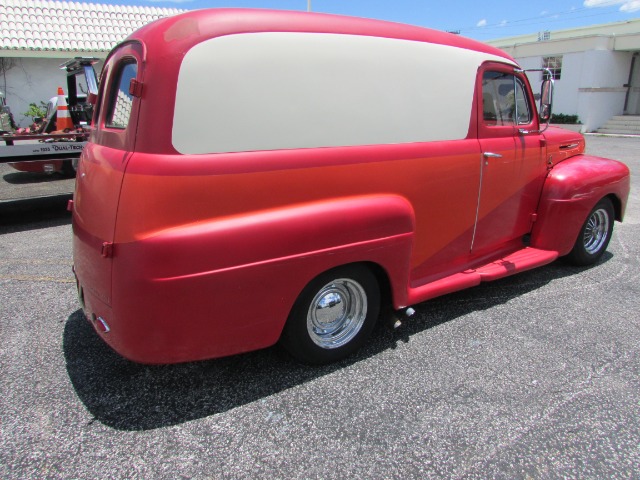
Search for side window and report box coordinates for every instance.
[482,71,531,126]
[92,65,109,126]
[105,60,137,129]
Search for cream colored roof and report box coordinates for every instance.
[0,0,185,52]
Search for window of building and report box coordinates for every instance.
[542,56,562,80]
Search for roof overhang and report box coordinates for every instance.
[491,32,640,58]
[0,49,109,59]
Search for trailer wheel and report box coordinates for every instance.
[280,265,380,364]
[566,197,615,266]
[61,160,77,177]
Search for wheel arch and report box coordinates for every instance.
[364,261,394,308]
[283,260,394,325]
[531,155,630,255]
[607,192,623,222]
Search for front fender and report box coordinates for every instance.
[531,155,630,255]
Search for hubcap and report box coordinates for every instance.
[583,208,610,255]
[307,278,367,349]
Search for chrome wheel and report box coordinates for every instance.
[307,278,367,349]
[281,265,380,364]
[583,208,610,255]
[566,197,615,266]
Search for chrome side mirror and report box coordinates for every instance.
[539,78,553,123]
[519,67,554,135]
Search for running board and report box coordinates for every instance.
[406,247,559,305]
[475,247,559,281]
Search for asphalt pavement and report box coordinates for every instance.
[1,135,639,479]
[0,163,75,202]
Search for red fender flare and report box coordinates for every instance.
[531,155,630,256]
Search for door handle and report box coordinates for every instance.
[483,152,503,158]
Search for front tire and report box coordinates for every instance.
[566,197,615,266]
[280,265,380,364]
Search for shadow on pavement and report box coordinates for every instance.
[0,194,72,232]
[63,254,611,431]
[3,171,74,185]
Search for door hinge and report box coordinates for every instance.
[547,155,554,169]
[101,242,114,258]
[129,79,143,97]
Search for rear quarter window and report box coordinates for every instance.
[106,61,137,129]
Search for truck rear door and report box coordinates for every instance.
[73,41,144,306]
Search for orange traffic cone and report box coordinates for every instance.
[56,87,74,131]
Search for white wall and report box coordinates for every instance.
[577,50,631,131]
[581,50,630,88]
[554,52,583,115]
[515,49,632,131]
[1,57,102,127]
[520,52,588,116]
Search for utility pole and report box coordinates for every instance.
[307,0,311,12]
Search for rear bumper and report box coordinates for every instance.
[73,254,295,364]
[73,266,115,341]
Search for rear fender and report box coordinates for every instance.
[109,195,416,362]
[531,155,630,255]
[122,194,415,282]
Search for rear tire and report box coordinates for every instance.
[280,265,380,365]
[566,197,615,266]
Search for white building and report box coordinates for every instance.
[487,19,640,133]
[0,0,184,126]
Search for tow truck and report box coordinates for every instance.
[0,57,99,176]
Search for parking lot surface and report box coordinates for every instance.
[0,163,74,202]
[1,135,639,478]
